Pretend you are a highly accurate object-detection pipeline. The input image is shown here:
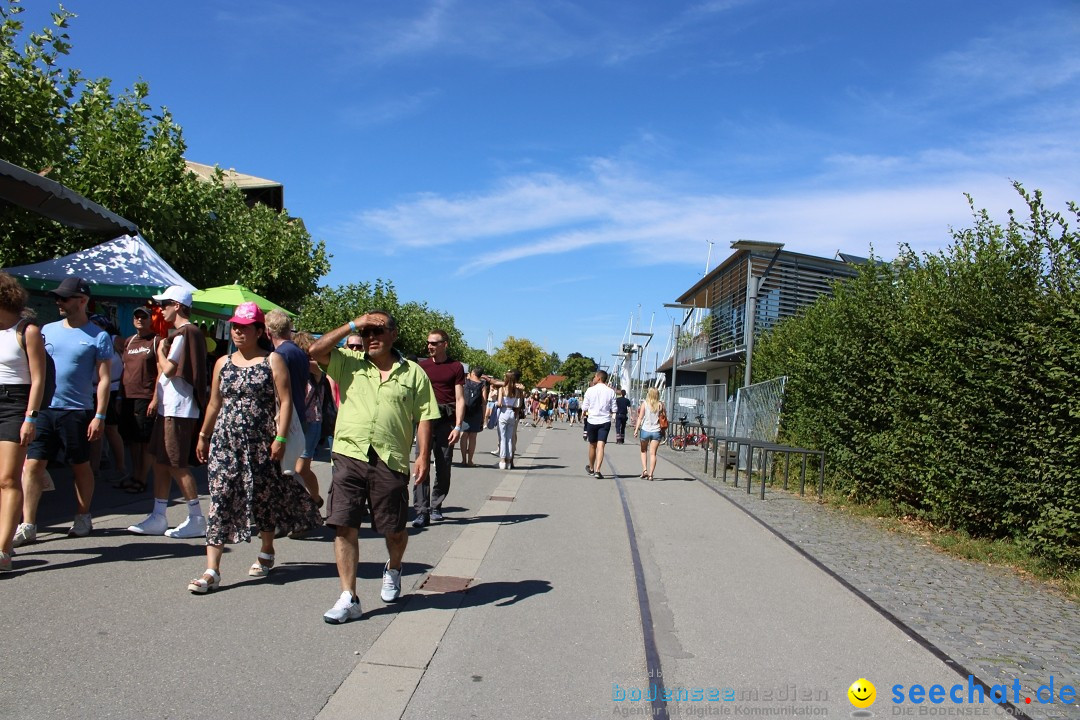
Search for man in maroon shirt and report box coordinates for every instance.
[412,328,465,527]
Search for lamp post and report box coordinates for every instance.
[664,303,695,415]
[632,331,653,401]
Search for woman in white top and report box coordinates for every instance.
[496,369,524,470]
[0,273,46,571]
[634,387,664,481]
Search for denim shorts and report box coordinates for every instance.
[301,420,322,459]
[639,430,662,442]
[27,408,94,464]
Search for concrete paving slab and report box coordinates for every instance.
[315,662,424,720]
[361,596,463,669]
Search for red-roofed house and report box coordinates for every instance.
[535,374,566,391]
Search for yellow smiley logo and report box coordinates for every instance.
[848,678,876,709]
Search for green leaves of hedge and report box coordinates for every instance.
[754,184,1080,569]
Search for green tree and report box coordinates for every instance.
[557,353,598,393]
[493,337,549,389]
[754,184,1080,569]
[297,279,468,360]
[0,0,329,310]
[458,347,507,379]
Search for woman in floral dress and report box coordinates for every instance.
[188,302,321,593]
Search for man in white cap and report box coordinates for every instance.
[128,285,208,538]
[17,277,113,543]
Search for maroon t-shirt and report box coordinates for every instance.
[418,358,465,406]
[121,333,158,399]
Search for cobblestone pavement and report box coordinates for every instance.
[661,447,1080,720]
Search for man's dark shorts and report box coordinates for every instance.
[586,420,611,444]
[150,416,197,468]
[27,408,94,465]
[325,448,409,535]
[119,398,156,443]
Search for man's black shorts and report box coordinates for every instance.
[119,397,156,443]
[325,448,409,534]
[586,420,611,444]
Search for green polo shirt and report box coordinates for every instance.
[324,348,440,475]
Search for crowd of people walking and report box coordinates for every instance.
[0,272,665,621]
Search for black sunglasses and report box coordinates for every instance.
[346,343,363,349]
[359,326,387,338]
[159,300,177,308]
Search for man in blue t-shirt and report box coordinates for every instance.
[265,309,323,510]
[17,277,113,545]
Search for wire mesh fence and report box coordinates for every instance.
[732,376,787,471]
[666,384,730,433]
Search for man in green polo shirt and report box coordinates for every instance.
[308,310,439,624]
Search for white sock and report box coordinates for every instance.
[187,498,203,518]
[153,498,168,517]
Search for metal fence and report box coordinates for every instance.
[731,376,787,470]
[667,384,731,433]
[732,376,786,442]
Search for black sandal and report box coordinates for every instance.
[122,478,148,494]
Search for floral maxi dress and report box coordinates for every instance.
[206,355,322,545]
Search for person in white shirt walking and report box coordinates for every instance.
[127,286,208,539]
[581,370,617,479]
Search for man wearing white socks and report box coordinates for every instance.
[127,286,208,538]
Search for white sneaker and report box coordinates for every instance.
[11,522,37,547]
[323,591,362,624]
[165,515,207,539]
[68,513,93,538]
[127,514,168,535]
[381,562,402,602]
[499,461,507,470]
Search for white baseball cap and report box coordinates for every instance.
[152,285,193,307]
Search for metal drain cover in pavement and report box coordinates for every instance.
[419,575,472,593]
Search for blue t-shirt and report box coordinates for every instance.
[274,339,310,432]
[41,320,114,410]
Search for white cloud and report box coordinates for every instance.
[329,123,1079,277]
[337,89,442,129]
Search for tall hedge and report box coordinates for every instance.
[754,185,1079,569]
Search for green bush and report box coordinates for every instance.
[754,185,1080,569]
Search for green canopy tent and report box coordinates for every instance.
[190,283,294,320]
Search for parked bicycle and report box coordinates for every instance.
[667,414,710,451]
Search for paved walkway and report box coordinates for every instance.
[661,444,1080,720]
[3,423,1076,719]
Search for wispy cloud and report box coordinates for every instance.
[349,0,590,66]
[927,12,1080,104]
[327,123,1079,277]
[337,89,442,129]
[603,0,763,65]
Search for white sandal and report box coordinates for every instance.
[187,569,220,594]
[248,552,275,577]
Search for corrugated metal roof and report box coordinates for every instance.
[0,159,138,235]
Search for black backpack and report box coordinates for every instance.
[16,319,56,408]
[463,380,484,410]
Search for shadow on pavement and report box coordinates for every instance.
[6,535,207,576]
[362,578,554,618]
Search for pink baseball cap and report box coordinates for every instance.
[229,301,265,325]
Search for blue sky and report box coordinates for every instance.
[32,0,1080,370]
